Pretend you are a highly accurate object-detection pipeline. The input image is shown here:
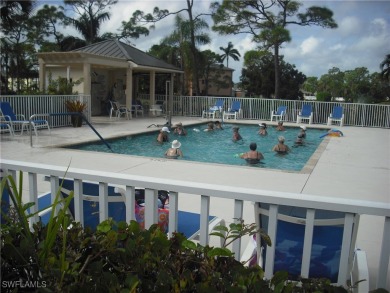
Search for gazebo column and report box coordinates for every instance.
[169,73,174,113]
[38,59,46,92]
[150,71,156,106]
[125,67,133,119]
[83,63,91,95]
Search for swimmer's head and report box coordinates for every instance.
[249,142,257,151]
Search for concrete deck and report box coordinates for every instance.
[0,116,389,290]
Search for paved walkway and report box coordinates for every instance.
[1,116,389,289]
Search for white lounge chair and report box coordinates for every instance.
[223,101,241,120]
[270,106,287,122]
[202,99,224,119]
[327,106,344,127]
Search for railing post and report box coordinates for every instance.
[200,195,210,246]
[28,172,39,227]
[73,179,84,225]
[233,199,244,260]
[50,175,60,216]
[168,191,178,238]
[144,188,158,229]
[301,209,315,278]
[99,182,108,223]
[264,204,278,280]
[377,216,390,289]
[125,186,135,223]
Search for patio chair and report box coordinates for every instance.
[109,101,130,119]
[149,104,163,116]
[0,116,14,136]
[254,203,360,285]
[296,104,313,124]
[223,100,241,120]
[0,101,50,136]
[327,106,344,127]
[270,106,287,122]
[40,178,224,242]
[202,99,224,119]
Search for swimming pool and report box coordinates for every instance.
[67,123,328,171]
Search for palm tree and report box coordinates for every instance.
[72,11,110,44]
[161,14,210,95]
[64,0,114,45]
[219,42,241,68]
[380,54,390,81]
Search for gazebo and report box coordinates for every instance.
[36,39,183,116]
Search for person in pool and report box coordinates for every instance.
[157,126,170,143]
[276,121,285,131]
[295,133,305,145]
[299,125,307,138]
[258,123,268,136]
[174,122,187,136]
[232,126,242,142]
[272,136,290,154]
[165,140,183,158]
[240,142,264,164]
[204,122,214,132]
[214,120,223,130]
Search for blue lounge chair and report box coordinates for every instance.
[202,99,224,119]
[327,106,344,127]
[0,102,50,136]
[40,178,224,241]
[223,101,241,120]
[296,104,313,124]
[270,106,287,122]
[254,203,360,285]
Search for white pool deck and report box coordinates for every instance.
[0,116,389,290]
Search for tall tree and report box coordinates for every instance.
[0,0,34,29]
[158,14,210,95]
[64,0,117,45]
[198,49,227,96]
[344,67,370,103]
[28,4,68,52]
[219,41,241,68]
[1,0,36,93]
[317,67,344,98]
[380,54,390,82]
[211,0,337,99]
[241,50,304,99]
[132,0,211,96]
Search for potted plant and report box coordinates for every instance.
[65,100,87,127]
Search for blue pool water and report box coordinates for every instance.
[68,124,328,171]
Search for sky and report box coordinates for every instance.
[45,0,390,83]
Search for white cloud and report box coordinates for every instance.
[300,37,323,55]
[338,16,361,36]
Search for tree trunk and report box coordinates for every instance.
[274,46,280,99]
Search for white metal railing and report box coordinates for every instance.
[1,159,389,289]
[0,95,91,128]
[1,94,389,128]
[138,94,390,128]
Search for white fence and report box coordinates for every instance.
[1,94,389,128]
[139,94,390,128]
[0,95,91,128]
[1,159,389,289]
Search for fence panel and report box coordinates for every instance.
[2,94,389,128]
